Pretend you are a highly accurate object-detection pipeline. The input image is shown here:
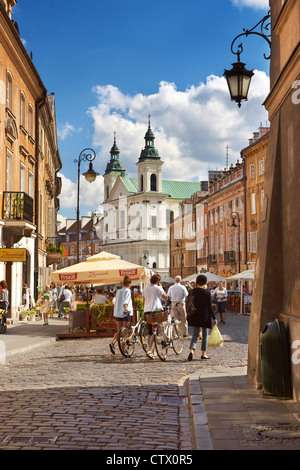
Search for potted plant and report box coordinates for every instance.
[12,193,24,219]
[90,303,116,330]
[46,244,66,266]
[20,310,28,321]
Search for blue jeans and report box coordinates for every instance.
[189,326,208,351]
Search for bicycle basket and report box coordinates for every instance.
[146,311,168,324]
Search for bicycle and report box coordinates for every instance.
[117,312,149,357]
[152,310,184,361]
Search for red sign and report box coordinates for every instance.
[59,273,77,281]
[119,269,137,276]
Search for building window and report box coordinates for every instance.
[20,92,26,128]
[250,164,255,178]
[20,163,26,192]
[151,216,157,228]
[259,159,264,175]
[251,193,256,215]
[140,175,144,192]
[28,171,34,197]
[6,71,13,111]
[150,174,157,191]
[28,105,34,136]
[248,231,257,253]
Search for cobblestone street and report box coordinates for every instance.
[0,313,249,450]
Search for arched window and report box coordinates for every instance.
[150,173,157,191]
[6,71,13,111]
[106,185,109,200]
[152,262,157,269]
[140,174,144,192]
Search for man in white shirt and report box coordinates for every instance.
[93,287,109,304]
[167,276,189,337]
[143,274,168,359]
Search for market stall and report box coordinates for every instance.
[51,251,151,339]
[226,270,255,314]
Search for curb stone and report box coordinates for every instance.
[186,371,214,450]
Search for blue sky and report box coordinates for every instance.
[13,0,270,220]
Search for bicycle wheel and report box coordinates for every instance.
[118,326,135,357]
[154,322,168,361]
[171,322,183,354]
[139,321,149,352]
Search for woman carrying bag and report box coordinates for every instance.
[187,274,217,361]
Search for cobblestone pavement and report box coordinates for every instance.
[0,313,249,450]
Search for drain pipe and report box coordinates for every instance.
[34,92,47,301]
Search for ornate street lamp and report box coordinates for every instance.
[224,11,271,107]
[74,149,99,264]
[230,212,241,273]
[176,241,183,278]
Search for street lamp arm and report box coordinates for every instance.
[230,10,271,61]
[74,148,97,167]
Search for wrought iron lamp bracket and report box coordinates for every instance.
[231,10,271,61]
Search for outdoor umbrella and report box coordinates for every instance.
[183,272,224,283]
[51,251,151,286]
[160,276,175,284]
[226,270,255,314]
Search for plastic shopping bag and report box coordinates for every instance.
[207,325,224,348]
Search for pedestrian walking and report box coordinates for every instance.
[187,274,217,361]
[60,285,72,318]
[213,281,228,324]
[22,283,30,310]
[0,280,9,313]
[49,282,58,317]
[167,275,189,337]
[37,285,52,325]
[143,274,168,359]
[109,276,132,356]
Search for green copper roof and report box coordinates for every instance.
[104,133,126,175]
[120,177,200,200]
[138,118,161,163]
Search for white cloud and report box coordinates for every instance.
[58,172,104,211]
[57,121,82,141]
[230,0,269,9]
[87,72,270,184]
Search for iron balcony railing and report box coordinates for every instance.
[2,191,34,224]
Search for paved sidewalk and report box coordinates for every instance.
[1,314,300,450]
[0,317,68,358]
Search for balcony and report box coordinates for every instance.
[1,191,35,245]
[2,191,34,223]
[224,251,236,264]
[207,254,217,264]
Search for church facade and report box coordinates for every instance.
[101,119,202,277]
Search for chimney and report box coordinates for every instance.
[259,126,269,138]
[253,132,259,142]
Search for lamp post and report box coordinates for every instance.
[176,241,183,278]
[224,10,271,107]
[230,212,241,273]
[74,149,99,264]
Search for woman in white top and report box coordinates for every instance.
[143,274,168,359]
[213,281,228,324]
[109,276,133,356]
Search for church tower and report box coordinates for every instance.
[136,116,163,194]
[103,132,126,202]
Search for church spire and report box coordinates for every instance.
[138,116,161,163]
[104,132,125,175]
